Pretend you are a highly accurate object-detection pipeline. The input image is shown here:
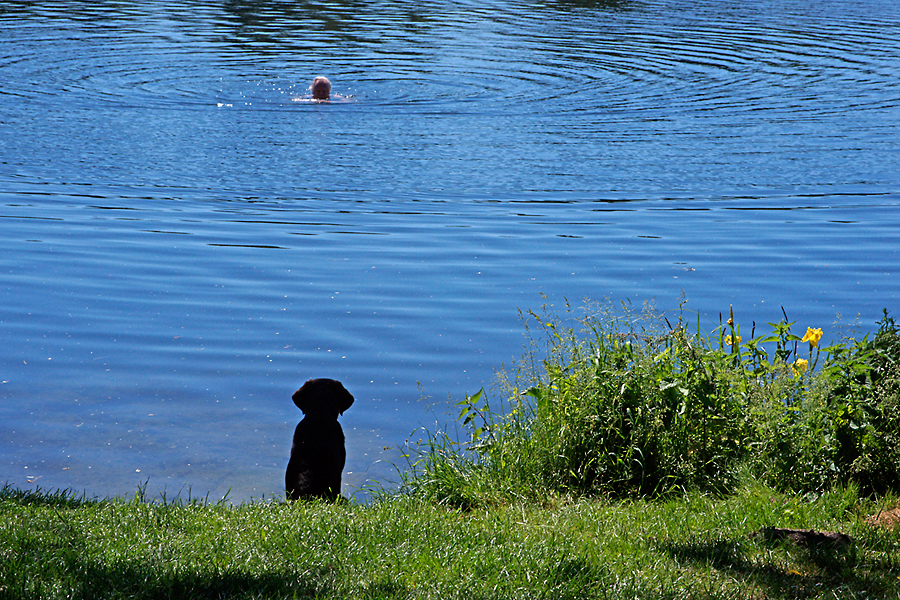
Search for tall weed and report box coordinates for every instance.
[402,301,900,508]
[747,310,900,495]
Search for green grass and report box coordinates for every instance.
[3,300,900,599]
[2,481,900,599]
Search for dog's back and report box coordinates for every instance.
[285,378,354,501]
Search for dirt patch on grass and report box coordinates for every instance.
[866,507,900,530]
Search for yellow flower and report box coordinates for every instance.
[792,358,809,377]
[801,327,823,348]
[724,334,741,346]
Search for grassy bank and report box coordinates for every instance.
[2,482,899,599]
[3,302,900,599]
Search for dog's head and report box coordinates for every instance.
[291,378,355,418]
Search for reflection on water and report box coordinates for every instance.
[1,0,898,502]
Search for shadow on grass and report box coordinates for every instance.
[659,534,898,599]
[3,558,412,600]
[2,557,608,600]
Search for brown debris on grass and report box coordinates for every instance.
[750,527,853,548]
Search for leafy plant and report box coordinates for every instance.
[405,300,900,508]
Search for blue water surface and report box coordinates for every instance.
[1,0,899,502]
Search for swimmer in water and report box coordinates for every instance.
[311,76,331,100]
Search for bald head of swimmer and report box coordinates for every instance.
[311,76,331,100]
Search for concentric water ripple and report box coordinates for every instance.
[3,0,898,117]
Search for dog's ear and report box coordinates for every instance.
[291,380,314,413]
[338,386,355,415]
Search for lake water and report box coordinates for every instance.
[2,0,898,503]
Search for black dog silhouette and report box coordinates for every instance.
[285,378,354,501]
